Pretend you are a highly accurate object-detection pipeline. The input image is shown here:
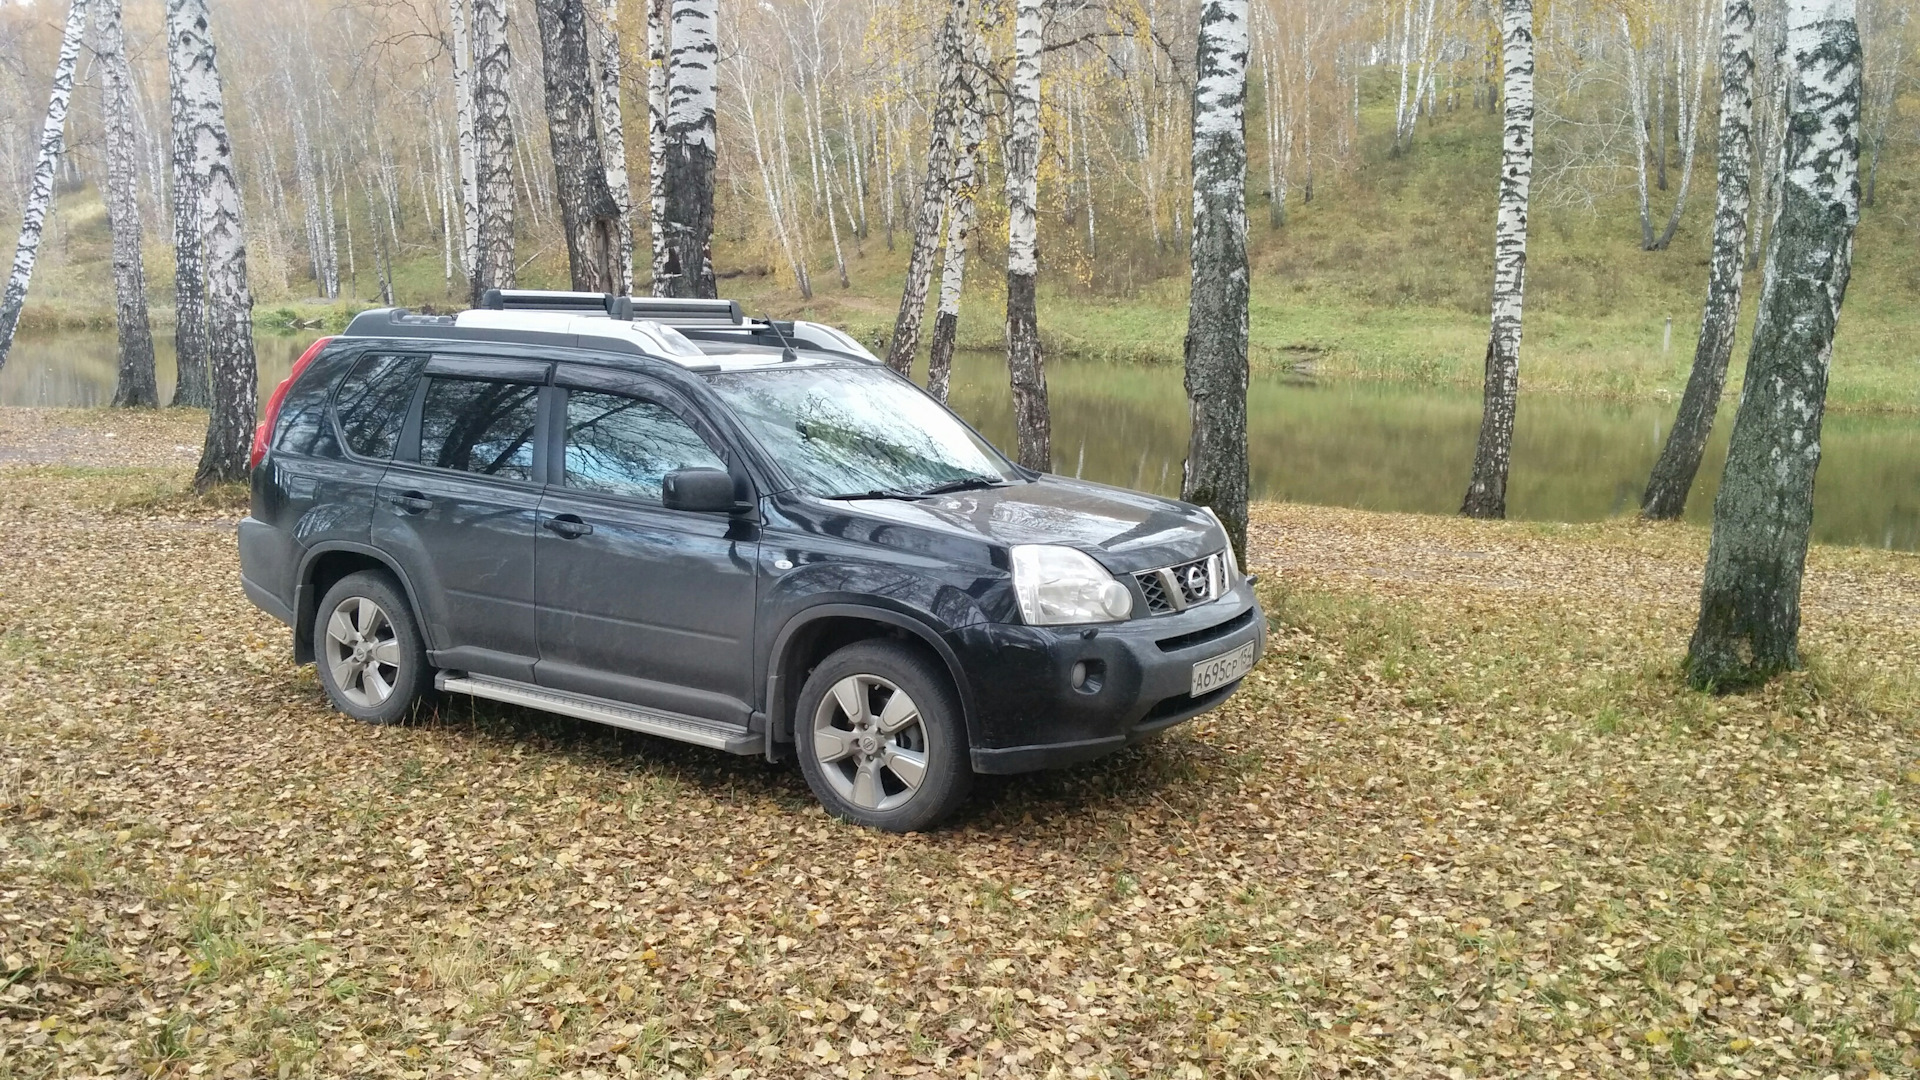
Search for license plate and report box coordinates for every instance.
[1191,640,1257,697]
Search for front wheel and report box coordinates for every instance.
[313,570,431,725]
[795,641,973,832]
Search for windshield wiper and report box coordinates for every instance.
[821,488,929,501]
[916,475,1010,496]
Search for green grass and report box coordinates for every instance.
[19,83,1920,411]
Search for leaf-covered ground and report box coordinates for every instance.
[3,407,1917,1079]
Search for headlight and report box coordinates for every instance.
[1199,506,1243,584]
[1010,545,1133,625]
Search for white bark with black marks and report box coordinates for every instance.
[1644,0,1756,519]
[167,10,209,407]
[534,0,625,292]
[96,0,158,407]
[1004,0,1050,471]
[659,0,717,298]
[471,0,516,304]
[927,40,985,405]
[884,0,970,375]
[1183,0,1250,558]
[1653,0,1714,249]
[1688,0,1861,690]
[168,0,258,489]
[0,0,87,373]
[449,0,480,285]
[594,0,635,293]
[647,0,670,291]
[1460,0,1534,520]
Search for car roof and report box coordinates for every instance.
[337,290,883,374]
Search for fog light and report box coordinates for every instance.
[1071,662,1088,689]
[1070,659,1105,694]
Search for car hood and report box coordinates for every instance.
[824,475,1225,573]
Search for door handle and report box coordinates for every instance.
[542,514,594,538]
[389,491,433,514]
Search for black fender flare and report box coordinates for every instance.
[762,602,979,762]
[292,541,432,663]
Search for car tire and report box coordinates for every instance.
[313,570,431,726]
[795,640,973,832]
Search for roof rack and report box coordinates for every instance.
[479,288,744,325]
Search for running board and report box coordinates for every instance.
[436,673,759,754]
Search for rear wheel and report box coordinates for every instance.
[795,640,972,832]
[314,571,430,725]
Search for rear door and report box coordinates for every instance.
[373,355,551,681]
[533,367,759,724]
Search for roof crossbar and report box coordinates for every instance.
[479,288,745,324]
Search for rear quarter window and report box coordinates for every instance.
[271,345,359,459]
[335,353,427,460]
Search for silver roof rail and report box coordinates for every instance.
[478,288,744,324]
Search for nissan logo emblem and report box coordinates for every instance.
[1184,565,1208,595]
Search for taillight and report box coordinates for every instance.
[251,336,335,470]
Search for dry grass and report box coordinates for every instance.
[2,409,1917,1079]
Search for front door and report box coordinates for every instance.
[533,374,759,725]
[373,357,549,681]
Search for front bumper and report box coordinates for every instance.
[947,578,1266,774]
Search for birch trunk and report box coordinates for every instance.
[97,0,158,407]
[168,21,210,407]
[1625,18,1658,250]
[1183,0,1250,558]
[168,0,257,489]
[449,0,480,286]
[534,0,624,292]
[884,0,970,375]
[659,0,717,298]
[1688,0,1861,689]
[594,0,634,293]
[738,76,811,299]
[471,0,516,303]
[1652,0,1713,250]
[1643,0,1756,519]
[0,0,87,373]
[290,101,326,293]
[647,0,670,290]
[1460,0,1535,520]
[1005,0,1050,471]
[927,54,984,405]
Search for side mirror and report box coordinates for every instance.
[662,467,743,513]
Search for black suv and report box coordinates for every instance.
[239,290,1265,830]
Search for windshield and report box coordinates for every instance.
[704,365,1018,497]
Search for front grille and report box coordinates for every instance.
[1133,552,1227,615]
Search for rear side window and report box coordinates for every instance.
[335,353,425,459]
[562,390,725,501]
[272,346,357,459]
[418,377,541,481]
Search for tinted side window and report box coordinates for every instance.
[563,390,724,502]
[272,346,357,459]
[335,353,426,459]
[419,377,542,481]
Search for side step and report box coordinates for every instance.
[436,672,760,754]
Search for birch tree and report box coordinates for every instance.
[94,0,158,407]
[471,0,516,303]
[647,0,670,290]
[594,0,635,293]
[1005,0,1051,471]
[168,0,259,489]
[659,0,718,298]
[927,37,985,405]
[1687,0,1862,690]
[1643,0,1757,519]
[534,0,624,292]
[884,0,969,375]
[1183,0,1250,558]
[168,31,210,408]
[449,0,480,284]
[1460,0,1535,520]
[1652,0,1714,249]
[0,0,87,373]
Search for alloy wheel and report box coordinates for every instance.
[811,673,929,812]
[324,596,403,709]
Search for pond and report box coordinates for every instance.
[6,330,1916,551]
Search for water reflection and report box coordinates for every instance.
[5,331,1915,551]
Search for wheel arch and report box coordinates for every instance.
[763,604,977,762]
[294,543,428,664]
